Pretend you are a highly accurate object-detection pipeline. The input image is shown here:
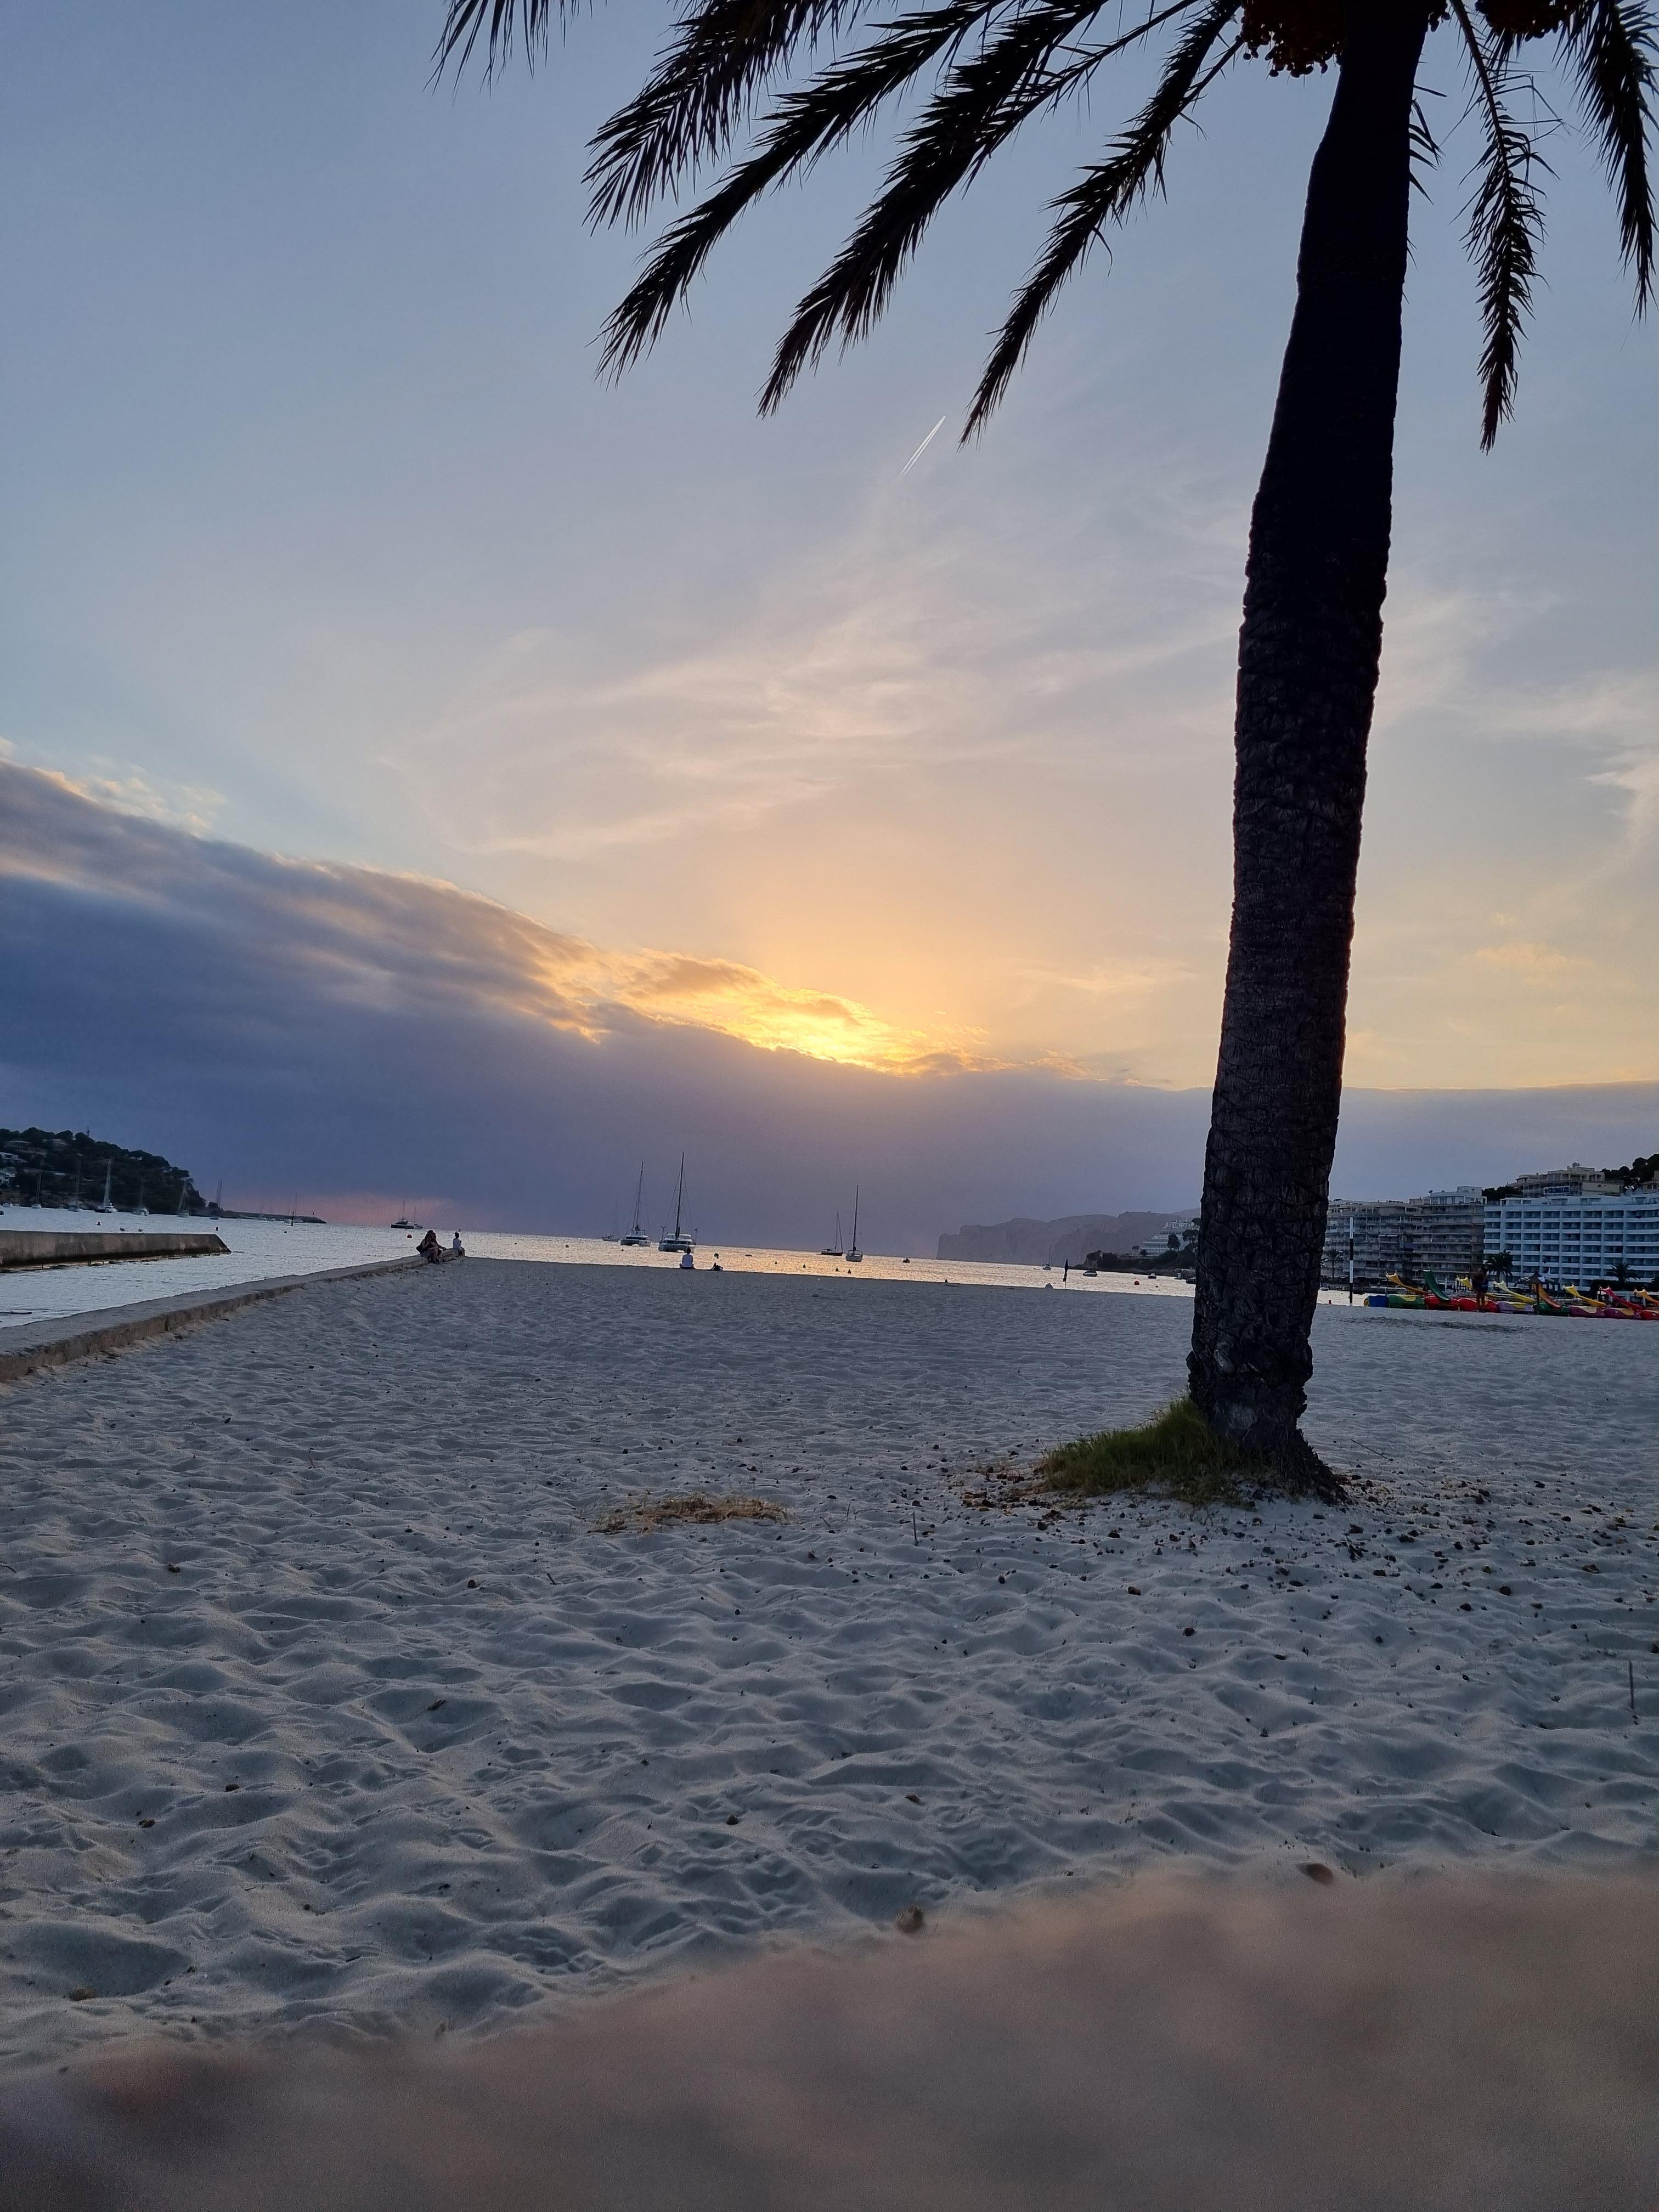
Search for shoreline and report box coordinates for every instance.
[0,1206,1540,1345]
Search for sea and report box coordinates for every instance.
[0,1205,1231,1333]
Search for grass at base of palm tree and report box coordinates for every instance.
[1036,1398,1267,1508]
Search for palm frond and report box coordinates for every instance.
[1408,93,1442,196]
[435,0,563,80]
[586,3,873,227]
[964,0,1242,435]
[758,0,1212,409]
[1450,0,1548,447]
[1555,0,1656,305]
[597,0,1212,376]
[598,7,1002,374]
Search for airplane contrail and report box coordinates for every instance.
[898,415,947,477]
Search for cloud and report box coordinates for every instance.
[0,765,988,1079]
[608,951,994,1074]
[3,763,1652,1243]
[1466,942,1581,978]
[0,741,224,836]
[378,435,1245,881]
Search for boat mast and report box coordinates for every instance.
[672,1154,686,1240]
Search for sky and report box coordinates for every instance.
[1,3,1654,1237]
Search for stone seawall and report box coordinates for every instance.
[0,1229,230,1270]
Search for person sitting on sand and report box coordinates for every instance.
[450,1233,466,1259]
[417,1229,442,1263]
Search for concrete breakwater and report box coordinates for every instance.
[0,1228,230,1269]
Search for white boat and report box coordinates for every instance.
[619,1163,652,1246]
[658,1155,695,1254]
[846,1186,863,1263]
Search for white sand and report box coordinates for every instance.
[1,1259,1654,2067]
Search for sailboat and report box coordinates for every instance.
[846,1186,863,1263]
[90,1158,116,1215]
[601,1196,620,1242]
[391,1199,422,1231]
[820,1210,844,1257]
[619,1163,651,1247]
[658,1154,695,1253]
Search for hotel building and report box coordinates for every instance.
[1482,1188,1659,1285]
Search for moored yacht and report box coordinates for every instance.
[658,1154,695,1254]
[619,1163,651,1246]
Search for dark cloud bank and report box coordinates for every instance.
[3,765,1651,1251]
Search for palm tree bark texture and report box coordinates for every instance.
[1189,0,1434,1489]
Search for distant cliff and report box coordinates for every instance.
[936,1211,1192,1268]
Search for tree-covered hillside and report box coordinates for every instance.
[0,1127,204,1213]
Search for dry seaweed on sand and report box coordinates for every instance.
[592,1492,788,1534]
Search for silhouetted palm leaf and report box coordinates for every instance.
[597,3,1207,384]
[1408,93,1443,195]
[963,1,1241,432]
[1450,0,1548,446]
[438,2,1652,438]
[586,4,881,227]
[758,0,1219,411]
[1553,0,1656,302]
[436,0,560,81]
[598,7,1011,373]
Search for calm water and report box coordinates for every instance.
[0,1206,1213,1331]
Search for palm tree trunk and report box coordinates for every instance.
[1188,0,1432,1489]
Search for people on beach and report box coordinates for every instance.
[450,1233,466,1258]
[417,1230,442,1263]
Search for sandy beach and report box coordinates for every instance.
[1,1257,1654,2068]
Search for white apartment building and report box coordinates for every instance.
[1482,1189,1659,1284]
[1321,1189,1483,1285]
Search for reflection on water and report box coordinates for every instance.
[0,1209,1398,1334]
[1,1207,1214,1331]
[466,1231,1201,1302]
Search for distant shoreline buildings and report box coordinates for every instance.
[1322,1161,1659,1288]
[1481,1184,1658,1288]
